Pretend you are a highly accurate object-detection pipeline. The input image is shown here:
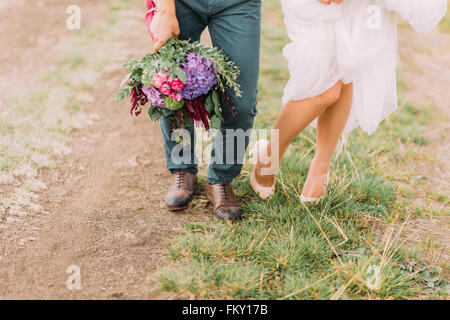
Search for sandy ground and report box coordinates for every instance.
[398,27,450,261]
[0,1,448,299]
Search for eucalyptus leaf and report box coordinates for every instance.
[212,90,221,107]
[174,68,187,83]
[205,94,214,113]
[215,104,224,121]
[148,106,163,121]
[210,115,221,130]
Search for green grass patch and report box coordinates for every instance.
[439,7,450,33]
[153,0,448,299]
[0,89,77,219]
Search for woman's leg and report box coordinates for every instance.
[301,83,353,198]
[255,81,343,187]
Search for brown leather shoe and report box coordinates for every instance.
[206,184,242,220]
[165,171,197,211]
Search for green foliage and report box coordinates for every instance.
[438,9,450,33]
[209,115,221,130]
[115,59,143,102]
[148,105,163,121]
[204,94,214,113]
[211,90,224,121]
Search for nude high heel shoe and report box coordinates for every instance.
[300,172,330,204]
[250,139,276,200]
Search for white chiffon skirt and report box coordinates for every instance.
[281,0,447,134]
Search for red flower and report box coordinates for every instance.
[159,83,173,96]
[169,91,183,102]
[170,78,185,91]
[152,72,169,89]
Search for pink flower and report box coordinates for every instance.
[169,92,183,102]
[159,83,173,96]
[170,78,184,91]
[152,72,169,89]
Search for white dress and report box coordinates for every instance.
[281,0,447,134]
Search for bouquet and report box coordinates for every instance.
[117,38,242,133]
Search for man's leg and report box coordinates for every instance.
[159,0,207,175]
[161,0,206,210]
[205,0,262,220]
[207,0,262,184]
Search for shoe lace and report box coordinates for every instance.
[220,184,230,201]
[175,171,185,189]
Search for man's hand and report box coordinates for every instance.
[318,0,343,5]
[151,0,180,52]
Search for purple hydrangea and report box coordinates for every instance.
[180,53,218,100]
[142,86,165,108]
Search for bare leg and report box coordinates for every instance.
[255,81,343,187]
[301,83,353,198]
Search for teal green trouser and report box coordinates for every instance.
[159,0,261,184]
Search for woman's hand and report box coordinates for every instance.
[318,0,343,5]
[151,0,180,52]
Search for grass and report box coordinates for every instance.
[0,89,83,219]
[154,0,449,299]
[438,3,450,33]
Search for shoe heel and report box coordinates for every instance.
[250,140,275,200]
[300,172,330,204]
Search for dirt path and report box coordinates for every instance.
[0,0,105,111]
[0,0,209,299]
[398,27,450,260]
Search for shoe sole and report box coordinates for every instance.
[166,205,189,211]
